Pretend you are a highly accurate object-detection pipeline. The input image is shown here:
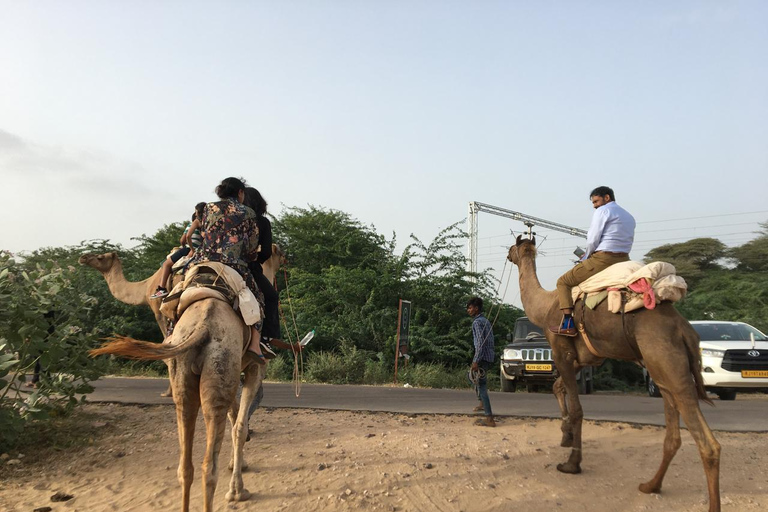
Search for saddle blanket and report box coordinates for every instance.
[159,262,263,327]
[572,260,687,313]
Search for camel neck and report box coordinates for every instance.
[517,253,557,327]
[103,260,152,305]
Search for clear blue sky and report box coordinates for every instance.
[2,1,766,302]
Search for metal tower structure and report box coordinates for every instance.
[467,201,588,275]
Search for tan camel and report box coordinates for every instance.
[79,246,286,396]
[91,296,264,512]
[507,236,721,512]
[78,251,171,336]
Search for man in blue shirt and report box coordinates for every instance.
[550,186,636,337]
[467,297,496,427]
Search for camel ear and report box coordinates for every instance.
[531,235,536,246]
[515,235,523,246]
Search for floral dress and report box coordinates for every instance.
[190,197,260,295]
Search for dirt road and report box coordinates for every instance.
[1,402,766,512]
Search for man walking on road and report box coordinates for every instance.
[467,297,495,427]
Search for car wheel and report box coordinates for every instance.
[647,377,662,398]
[716,390,737,401]
[501,376,516,393]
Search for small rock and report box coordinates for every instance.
[423,463,434,469]
[50,491,74,502]
[115,451,126,458]
[7,459,21,466]
[365,433,376,438]
[345,489,353,496]
[317,463,328,471]
[17,453,25,458]
[325,443,333,449]
[0,453,9,461]
[33,507,53,512]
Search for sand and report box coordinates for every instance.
[1,403,766,512]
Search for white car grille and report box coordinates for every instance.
[520,348,552,361]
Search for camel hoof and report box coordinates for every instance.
[226,488,251,502]
[556,462,581,474]
[160,392,172,397]
[560,434,574,448]
[638,482,661,494]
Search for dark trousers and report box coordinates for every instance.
[255,272,281,339]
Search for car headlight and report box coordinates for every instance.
[701,348,725,358]
[503,349,521,360]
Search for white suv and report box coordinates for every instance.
[646,321,768,400]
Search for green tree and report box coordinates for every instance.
[644,237,726,287]
[728,221,768,272]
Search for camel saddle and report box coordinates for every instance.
[159,262,263,331]
[571,261,687,313]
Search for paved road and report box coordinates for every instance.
[87,377,768,433]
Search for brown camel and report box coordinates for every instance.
[79,246,286,396]
[507,236,721,512]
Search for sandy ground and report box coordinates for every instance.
[1,403,767,512]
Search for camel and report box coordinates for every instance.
[91,292,264,512]
[78,251,171,336]
[79,246,286,396]
[507,236,721,512]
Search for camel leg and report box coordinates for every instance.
[552,377,573,447]
[227,361,263,501]
[173,371,200,512]
[639,391,681,494]
[677,398,722,512]
[552,348,583,474]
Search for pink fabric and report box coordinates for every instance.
[628,278,656,309]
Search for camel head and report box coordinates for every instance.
[507,235,537,265]
[271,243,286,265]
[78,252,120,273]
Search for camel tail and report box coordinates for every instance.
[682,325,714,407]
[90,328,209,361]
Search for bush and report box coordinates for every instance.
[304,351,349,384]
[363,353,392,385]
[0,253,107,452]
[266,353,294,381]
[399,363,471,389]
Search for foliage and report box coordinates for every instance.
[675,270,768,333]
[593,360,644,392]
[643,237,726,286]
[728,222,768,272]
[0,252,108,451]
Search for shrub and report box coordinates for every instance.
[0,253,106,452]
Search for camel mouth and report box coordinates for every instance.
[78,254,92,265]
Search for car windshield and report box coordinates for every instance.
[514,319,544,341]
[693,323,768,342]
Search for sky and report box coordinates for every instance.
[2,1,767,306]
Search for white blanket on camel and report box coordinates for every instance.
[571,261,688,313]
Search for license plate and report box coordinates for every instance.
[525,364,552,372]
[741,370,768,378]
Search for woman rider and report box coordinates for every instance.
[190,177,266,365]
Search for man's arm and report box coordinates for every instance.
[585,208,609,258]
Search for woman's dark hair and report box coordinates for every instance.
[192,202,206,221]
[215,177,247,200]
[243,187,268,216]
[589,186,615,201]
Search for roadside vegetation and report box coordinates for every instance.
[2,209,766,452]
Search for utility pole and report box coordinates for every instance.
[467,201,588,279]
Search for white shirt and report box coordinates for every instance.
[584,201,635,259]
